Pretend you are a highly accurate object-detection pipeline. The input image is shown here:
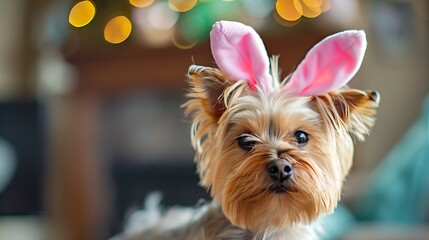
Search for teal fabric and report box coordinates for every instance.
[319,204,356,240]
[356,94,429,224]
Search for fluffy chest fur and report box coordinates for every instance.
[114,201,319,240]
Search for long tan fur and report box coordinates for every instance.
[115,59,379,240]
[183,59,379,236]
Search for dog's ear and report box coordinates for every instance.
[312,89,380,141]
[184,65,239,187]
[184,65,242,185]
[283,30,367,96]
[184,65,236,123]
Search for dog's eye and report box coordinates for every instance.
[294,130,309,145]
[237,134,257,151]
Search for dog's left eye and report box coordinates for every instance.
[237,134,257,151]
[294,130,309,145]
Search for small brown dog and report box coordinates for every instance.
[115,21,379,240]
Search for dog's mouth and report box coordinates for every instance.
[268,184,294,194]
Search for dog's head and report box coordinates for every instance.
[184,21,379,231]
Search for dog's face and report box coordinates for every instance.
[184,67,379,231]
[184,21,379,232]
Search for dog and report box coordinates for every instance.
[114,21,379,240]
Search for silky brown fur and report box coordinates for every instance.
[114,62,379,240]
[184,64,379,236]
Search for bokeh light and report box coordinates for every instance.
[69,1,96,27]
[276,0,303,22]
[244,0,275,19]
[275,0,331,23]
[168,0,198,13]
[301,0,322,18]
[274,8,301,27]
[104,16,132,44]
[132,3,176,47]
[171,31,198,49]
[320,0,331,12]
[129,0,155,8]
[149,2,179,30]
[303,0,322,8]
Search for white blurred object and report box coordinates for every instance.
[0,138,17,193]
[123,192,163,235]
[0,216,45,240]
[148,2,179,30]
[36,48,76,97]
[324,0,359,27]
[132,2,178,47]
[111,192,210,240]
[33,1,76,97]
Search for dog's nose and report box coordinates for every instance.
[267,160,293,182]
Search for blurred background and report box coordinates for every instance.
[0,0,428,239]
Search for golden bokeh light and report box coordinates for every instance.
[69,1,96,27]
[302,0,331,15]
[104,16,132,44]
[273,7,301,27]
[276,0,303,22]
[301,7,321,18]
[129,0,155,8]
[302,0,322,8]
[320,0,331,12]
[168,0,198,13]
[301,0,322,18]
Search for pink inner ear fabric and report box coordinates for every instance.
[210,21,273,92]
[284,30,367,96]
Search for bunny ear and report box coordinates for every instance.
[210,21,273,93]
[283,30,367,96]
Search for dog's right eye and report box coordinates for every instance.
[237,134,257,151]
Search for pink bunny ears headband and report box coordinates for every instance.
[210,21,367,95]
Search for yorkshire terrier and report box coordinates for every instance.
[115,21,379,240]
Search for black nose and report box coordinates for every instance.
[267,160,293,182]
